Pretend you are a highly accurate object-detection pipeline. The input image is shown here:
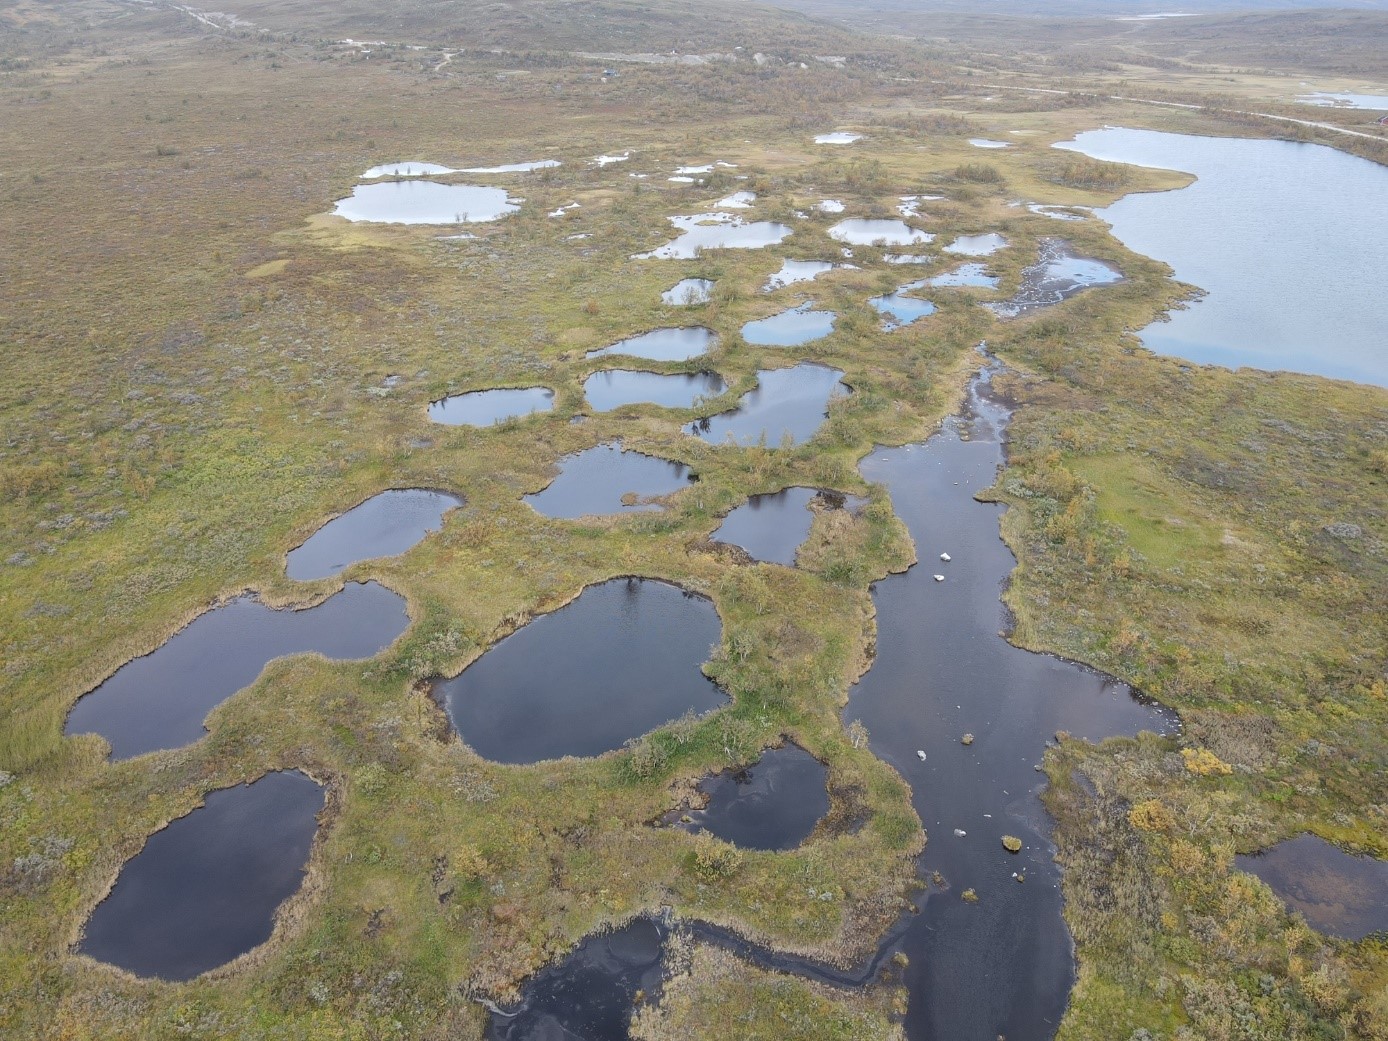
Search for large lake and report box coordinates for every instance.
[1057,127,1388,387]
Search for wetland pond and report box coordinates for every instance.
[583,370,726,412]
[870,281,937,328]
[66,582,409,760]
[429,387,555,426]
[686,363,848,448]
[587,327,716,362]
[987,238,1122,319]
[944,233,1007,257]
[433,578,725,764]
[286,489,461,581]
[763,259,835,291]
[661,278,714,305]
[1237,835,1388,940]
[928,263,1000,289]
[1058,126,1388,386]
[844,364,1177,1040]
[488,365,1177,1040]
[489,918,668,1040]
[634,214,793,260]
[740,302,838,346]
[663,743,830,851]
[79,771,324,981]
[711,486,833,565]
[524,443,692,518]
[828,219,933,247]
[332,180,519,224]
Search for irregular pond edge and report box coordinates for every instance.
[281,486,465,580]
[68,767,336,984]
[422,575,731,766]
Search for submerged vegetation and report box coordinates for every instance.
[0,0,1385,1038]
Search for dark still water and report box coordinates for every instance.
[673,743,829,851]
[79,771,324,980]
[66,582,410,760]
[1237,834,1388,941]
[1057,127,1388,387]
[285,489,462,581]
[848,365,1176,1041]
[489,918,667,1040]
[434,578,725,764]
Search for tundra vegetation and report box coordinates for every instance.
[0,0,1385,1039]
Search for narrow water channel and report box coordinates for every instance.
[847,363,1176,1040]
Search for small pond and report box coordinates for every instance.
[523,443,692,518]
[870,282,937,328]
[488,918,668,1040]
[361,161,456,178]
[816,199,845,213]
[587,326,717,362]
[286,489,462,581]
[661,279,714,305]
[78,771,325,981]
[332,180,519,224]
[634,214,794,260]
[428,387,555,426]
[944,233,1007,257]
[687,363,848,448]
[583,370,727,413]
[828,219,933,247]
[928,263,1000,289]
[711,486,819,566]
[66,582,409,760]
[716,191,756,208]
[434,578,725,764]
[666,743,830,851]
[763,259,835,291]
[1237,834,1388,940]
[987,238,1122,319]
[740,302,838,346]
[1057,126,1388,385]
[968,138,1011,149]
[815,132,862,144]
[460,159,561,173]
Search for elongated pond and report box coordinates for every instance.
[667,743,830,851]
[828,219,932,247]
[79,771,324,980]
[1057,127,1388,386]
[1237,834,1388,940]
[66,582,410,760]
[435,578,725,764]
[583,370,726,413]
[687,363,848,448]
[763,259,834,291]
[429,387,554,426]
[332,180,519,224]
[928,263,999,289]
[524,443,692,518]
[847,365,1176,1040]
[286,489,462,580]
[587,327,716,362]
[634,214,793,260]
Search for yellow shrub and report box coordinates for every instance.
[1182,748,1233,776]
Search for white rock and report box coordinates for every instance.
[940,552,951,562]
[916,750,927,761]
[953,828,967,837]
[933,574,945,582]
